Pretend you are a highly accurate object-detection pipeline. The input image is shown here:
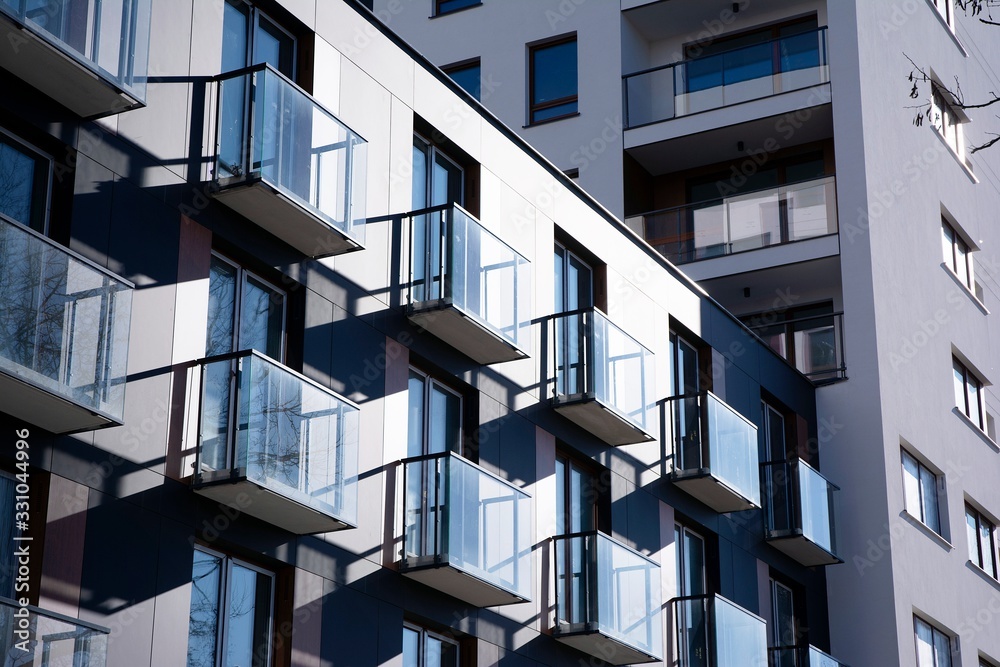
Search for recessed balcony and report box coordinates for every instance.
[0,0,150,117]
[769,645,850,667]
[639,176,838,267]
[666,391,759,512]
[552,531,662,665]
[193,350,359,535]
[405,204,530,364]
[213,64,367,258]
[762,459,841,566]
[746,311,846,384]
[0,216,132,433]
[400,451,531,607]
[0,598,109,665]
[624,27,829,129]
[672,594,767,667]
[548,308,655,446]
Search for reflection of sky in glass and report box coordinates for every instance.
[0,140,37,228]
[225,564,262,667]
[402,627,419,667]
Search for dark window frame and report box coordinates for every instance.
[954,356,986,431]
[433,0,482,18]
[914,615,954,667]
[441,57,482,101]
[528,34,578,125]
[942,220,973,290]
[901,448,944,535]
[966,503,998,580]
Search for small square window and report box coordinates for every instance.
[529,36,578,124]
[434,0,480,17]
[442,59,481,100]
[902,449,943,535]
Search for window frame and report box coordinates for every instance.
[432,0,482,18]
[914,615,954,667]
[207,251,288,362]
[930,86,965,159]
[187,544,276,667]
[930,0,954,28]
[554,452,599,536]
[441,58,482,101]
[407,366,464,458]
[528,35,579,125]
[0,127,53,235]
[224,0,298,78]
[553,240,594,313]
[966,503,998,580]
[412,133,466,210]
[953,356,986,431]
[403,622,460,667]
[901,449,944,535]
[941,220,973,290]
[768,576,798,649]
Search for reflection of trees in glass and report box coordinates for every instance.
[0,140,39,227]
[186,551,222,667]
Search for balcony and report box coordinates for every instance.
[0,0,149,117]
[213,64,367,258]
[641,177,837,267]
[405,204,530,364]
[400,451,531,607]
[672,594,767,667]
[746,311,846,384]
[624,27,829,129]
[0,598,109,665]
[0,216,133,433]
[193,350,359,535]
[762,459,841,566]
[552,531,662,665]
[667,391,759,512]
[770,645,849,667]
[548,308,655,446]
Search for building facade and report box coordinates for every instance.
[369,1,1000,666]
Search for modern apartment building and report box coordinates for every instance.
[0,1,856,667]
[369,1,1000,666]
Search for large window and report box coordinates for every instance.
[674,524,708,667]
[407,368,463,458]
[529,36,578,124]
[942,220,973,291]
[914,616,953,667]
[206,254,286,360]
[434,0,480,17]
[222,0,296,77]
[966,504,998,580]
[442,58,482,101]
[953,357,985,431]
[403,624,458,667]
[412,135,464,210]
[186,547,275,667]
[902,449,942,535]
[0,130,50,234]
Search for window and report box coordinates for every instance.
[930,0,953,27]
[433,0,480,17]
[902,449,942,534]
[914,616,953,667]
[554,242,593,396]
[206,253,286,360]
[554,241,593,313]
[0,130,51,233]
[412,135,464,210]
[186,547,275,667]
[966,504,998,579]
[942,220,973,291]
[761,401,788,462]
[529,36,577,124]
[555,454,597,535]
[403,624,458,667]
[442,59,481,101]
[769,578,797,649]
[953,357,986,431]
[222,0,296,77]
[674,524,708,666]
[742,301,840,380]
[407,368,463,458]
[931,88,965,159]
[0,471,20,599]
[669,332,700,397]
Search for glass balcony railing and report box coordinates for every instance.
[552,531,662,665]
[624,27,829,128]
[667,391,759,512]
[762,459,840,566]
[405,204,531,364]
[746,311,846,384]
[641,176,838,266]
[194,350,360,534]
[400,451,531,607]
[769,645,850,667]
[673,594,768,667]
[214,64,367,257]
[0,215,132,433]
[0,598,109,666]
[549,308,655,445]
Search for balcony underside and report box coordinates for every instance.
[213,179,362,258]
[766,532,842,567]
[193,474,354,535]
[670,470,758,513]
[400,562,527,607]
[553,396,655,446]
[553,629,659,665]
[0,15,141,117]
[408,302,527,365]
[0,368,119,434]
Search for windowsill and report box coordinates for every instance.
[941,262,989,314]
[966,560,1000,590]
[932,129,978,183]
[952,407,1000,452]
[429,2,483,19]
[524,111,580,128]
[901,510,953,551]
[923,0,969,56]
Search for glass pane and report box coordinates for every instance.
[967,508,981,566]
[447,63,481,100]
[570,464,593,533]
[187,550,223,667]
[956,241,970,287]
[902,452,922,520]
[954,360,967,415]
[201,359,234,471]
[968,378,982,429]
[222,1,249,72]
[425,636,458,667]
[207,257,237,356]
[532,40,577,106]
[224,563,272,667]
[765,405,786,461]
[933,628,952,667]
[0,474,14,599]
[595,534,662,657]
[432,152,462,207]
[771,582,795,646]
[676,596,709,667]
[714,596,767,667]
[981,518,997,579]
[919,466,940,534]
[942,224,955,270]
[0,134,48,233]
[407,372,426,458]
[915,618,934,667]
[682,530,705,596]
[676,338,699,395]
[240,275,283,359]
[555,458,566,535]
[554,245,565,311]
[255,16,294,76]
[412,140,428,209]
[706,393,759,503]
[568,253,593,310]
[402,628,420,667]
[429,383,461,454]
[437,0,480,14]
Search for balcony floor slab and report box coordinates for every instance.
[554,630,659,665]
[400,563,527,607]
[670,471,758,513]
[553,397,655,446]
[408,303,527,364]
